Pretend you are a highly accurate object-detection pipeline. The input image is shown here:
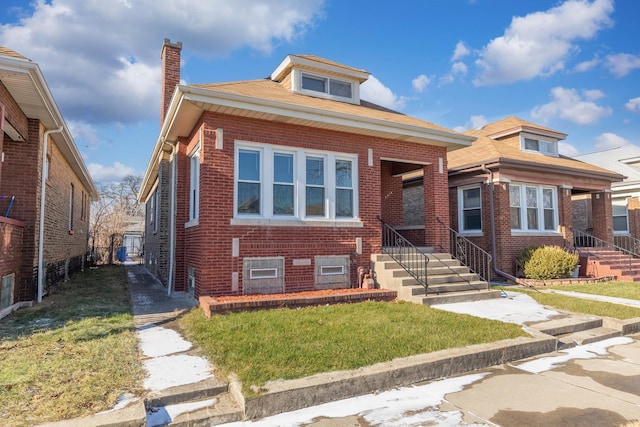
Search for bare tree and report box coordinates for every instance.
[90,175,143,263]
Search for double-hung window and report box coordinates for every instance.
[189,145,200,222]
[234,142,358,222]
[521,134,558,157]
[510,183,558,232]
[612,199,629,234]
[458,185,482,232]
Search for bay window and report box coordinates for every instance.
[510,183,558,232]
[234,142,358,222]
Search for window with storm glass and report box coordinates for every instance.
[335,159,353,217]
[273,153,294,215]
[237,149,261,214]
[306,156,325,216]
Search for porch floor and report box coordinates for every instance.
[200,288,397,317]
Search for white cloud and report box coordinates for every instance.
[604,53,640,78]
[558,142,579,157]
[451,62,468,75]
[361,75,407,111]
[0,0,325,124]
[453,115,488,132]
[88,161,138,183]
[451,41,470,62]
[625,97,640,113]
[67,120,105,150]
[412,74,432,93]
[474,0,614,85]
[583,89,605,100]
[594,133,632,150]
[531,87,612,125]
[574,56,600,72]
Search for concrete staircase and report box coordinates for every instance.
[578,248,640,281]
[371,249,502,305]
[529,315,623,350]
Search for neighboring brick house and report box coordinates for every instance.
[138,40,474,299]
[438,117,622,278]
[0,46,98,312]
[572,145,640,250]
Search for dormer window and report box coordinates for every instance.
[301,72,354,101]
[521,134,558,157]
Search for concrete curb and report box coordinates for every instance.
[242,332,556,420]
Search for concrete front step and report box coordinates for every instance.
[423,289,502,306]
[150,392,244,427]
[556,327,622,350]
[530,316,602,336]
[399,281,488,297]
[147,378,228,408]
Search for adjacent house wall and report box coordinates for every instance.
[143,156,172,286]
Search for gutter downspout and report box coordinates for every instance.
[167,142,177,296]
[481,164,520,284]
[38,126,63,303]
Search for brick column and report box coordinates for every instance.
[424,161,449,252]
[558,186,574,246]
[591,190,613,242]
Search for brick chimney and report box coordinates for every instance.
[160,39,182,127]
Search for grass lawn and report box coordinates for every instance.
[503,286,640,320]
[0,266,143,427]
[549,281,640,300]
[180,301,528,395]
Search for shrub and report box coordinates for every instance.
[522,245,579,280]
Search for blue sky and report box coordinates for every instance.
[1,0,639,183]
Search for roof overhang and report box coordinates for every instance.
[139,85,475,200]
[489,125,567,141]
[0,54,99,200]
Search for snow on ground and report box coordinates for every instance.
[514,337,634,374]
[219,373,491,427]
[431,290,560,325]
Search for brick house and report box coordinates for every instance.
[438,117,622,278]
[138,40,475,299]
[0,46,98,312]
[572,145,640,250]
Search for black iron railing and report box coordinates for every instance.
[436,217,492,290]
[378,216,430,294]
[613,234,640,257]
[574,228,638,275]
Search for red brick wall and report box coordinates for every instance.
[628,196,640,237]
[0,218,25,303]
[171,112,449,297]
[591,191,613,242]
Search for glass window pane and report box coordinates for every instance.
[335,160,352,188]
[306,187,325,216]
[306,157,324,185]
[544,209,555,230]
[330,80,352,98]
[336,188,353,217]
[273,184,294,215]
[464,209,481,230]
[525,138,539,151]
[509,185,520,207]
[302,75,326,93]
[239,150,260,181]
[463,187,480,209]
[237,182,260,214]
[527,208,538,230]
[510,207,521,229]
[612,202,627,216]
[274,153,293,183]
[613,216,628,232]
[543,188,553,209]
[526,187,538,208]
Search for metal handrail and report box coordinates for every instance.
[377,216,430,295]
[574,228,638,276]
[435,217,492,290]
[613,234,640,257]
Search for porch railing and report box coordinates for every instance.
[613,235,640,256]
[573,228,639,275]
[377,216,430,295]
[436,217,492,290]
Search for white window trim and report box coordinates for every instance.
[233,141,360,225]
[612,198,629,235]
[457,184,482,234]
[320,265,344,276]
[510,183,560,235]
[520,133,559,157]
[187,144,201,226]
[292,69,359,104]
